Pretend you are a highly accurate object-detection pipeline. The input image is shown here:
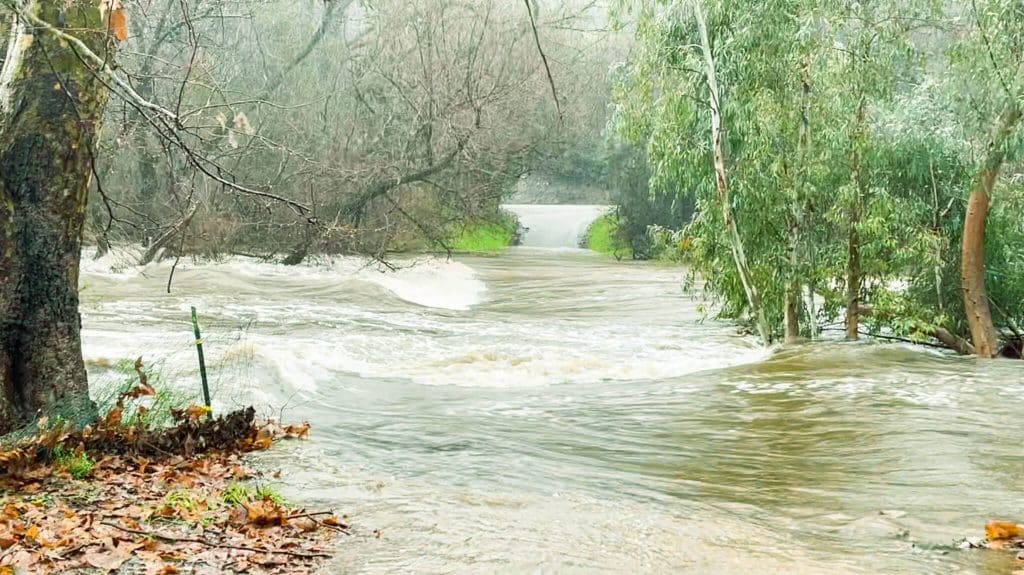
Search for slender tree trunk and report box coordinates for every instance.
[962,103,1021,358]
[846,97,867,341]
[804,283,819,341]
[0,0,113,433]
[694,2,771,345]
[929,162,946,314]
[784,284,801,344]
[785,57,813,344]
[784,216,801,343]
[845,222,861,340]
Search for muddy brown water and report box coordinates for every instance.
[80,208,1023,574]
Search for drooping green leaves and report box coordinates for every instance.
[612,0,1024,347]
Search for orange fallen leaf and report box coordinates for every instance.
[172,404,212,424]
[282,422,311,439]
[110,8,129,42]
[102,406,124,429]
[987,521,1024,541]
[234,499,288,527]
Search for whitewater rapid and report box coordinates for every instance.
[80,246,763,395]
[77,241,1024,575]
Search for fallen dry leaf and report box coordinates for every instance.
[83,548,132,572]
[987,521,1024,541]
[0,377,339,574]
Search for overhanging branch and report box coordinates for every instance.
[346,139,466,213]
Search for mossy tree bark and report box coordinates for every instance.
[0,0,114,433]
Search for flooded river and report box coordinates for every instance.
[79,206,1024,574]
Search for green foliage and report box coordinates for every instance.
[611,0,1024,348]
[255,485,287,506]
[646,225,691,263]
[607,143,694,259]
[585,213,632,258]
[53,445,97,480]
[449,217,518,253]
[165,489,198,510]
[221,482,287,506]
[222,483,252,506]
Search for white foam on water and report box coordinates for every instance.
[80,244,766,392]
[80,248,486,311]
[237,318,767,391]
[362,258,485,311]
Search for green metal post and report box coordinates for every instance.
[191,306,212,413]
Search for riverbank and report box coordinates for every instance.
[0,375,345,575]
[446,210,521,254]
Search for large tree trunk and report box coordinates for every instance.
[0,0,113,434]
[962,103,1021,358]
[694,3,771,345]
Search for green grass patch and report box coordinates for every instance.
[449,218,517,253]
[586,214,632,258]
[222,482,252,506]
[92,358,196,429]
[54,444,97,480]
[222,482,288,506]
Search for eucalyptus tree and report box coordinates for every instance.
[609,0,1021,354]
[612,0,847,344]
[949,0,1023,357]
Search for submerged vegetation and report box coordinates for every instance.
[609,0,1024,356]
[584,213,632,259]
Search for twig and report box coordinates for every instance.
[57,541,90,559]
[522,0,561,119]
[100,521,333,559]
[313,517,352,535]
[285,511,334,520]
